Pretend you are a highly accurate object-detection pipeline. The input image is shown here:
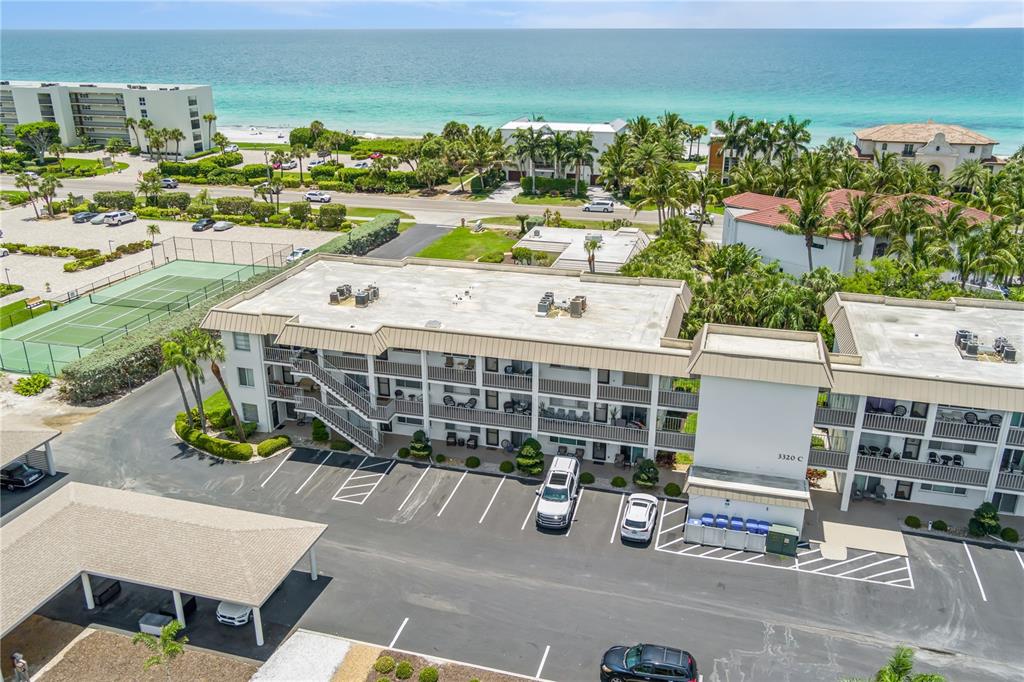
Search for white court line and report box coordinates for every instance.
[260,453,291,488]
[398,465,432,511]
[535,645,551,680]
[808,552,876,574]
[389,617,409,648]
[662,503,688,517]
[521,495,539,531]
[835,555,900,577]
[1016,550,1024,572]
[864,566,910,581]
[565,488,584,536]
[609,494,626,543]
[436,471,468,517]
[332,456,369,499]
[294,452,332,494]
[478,477,506,524]
[963,542,988,602]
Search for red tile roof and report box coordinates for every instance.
[728,190,993,241]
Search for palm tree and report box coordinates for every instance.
[597,136,630,192]
[657,111,688,146]
[690,171,725,240]
[145,127,164,162]
[511,126,548,195]
[202,112,217,146]
[136,173,162,206]
[583,236,602,273]
[713,112,751,160]
[729,158,773,195]
[633,164,685,230]
[876,195,933,261]
[291,143,309,185]
[132,619,188,681]
[270,150,290,180]
[567,131,597,195]
[690,124,708,159]
[779,114,812,155]
[14,173,40,218]
[870,151,902,193]
[191,332,249,443]
[837,191,884,260]
[147,223,161,241]
[308,119,325,143]
[626,115,656,145]
[174,330,207,432]
[627,139,666,177]
[125,116,141,148]
[798,151,835,190]
[836,154,868,190]
[443,139,471,193]
[162,340,194,427]
[969,171,1004,213]
[548,130,573,179]
[464,127,505,193]
[48,142,66,170]
[771,149,802,197]
[949,159,986,196]
[213,131,229,151]
[37,174,63,217]
[166,128,186,160]
[138,118,154,159]
[842,645,944,682]
[779,186,834,271]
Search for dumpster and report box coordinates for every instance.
[765,524,799,556]
[745,532,767,553]
[684,519,704,544]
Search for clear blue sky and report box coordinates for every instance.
[1,1,1021,30]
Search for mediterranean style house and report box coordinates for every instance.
[202,255,1024,532]
[498,118,627,184]
[853,122,1004,178]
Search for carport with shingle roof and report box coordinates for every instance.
[0,425,60,476]
[0,482,326,646]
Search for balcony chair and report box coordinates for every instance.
[872,485,888,503]
[988,413,1002,427]
[501,439,514,453]
[446,432,457,446]
[557,445,568,456]
[575,447,585,459]
[928,452,939,464]
[868,446,880,456]
[580,411,591,422]
[892,405,907,417]
[394,389,404,399]
[858,445,869,457]
[965,412,978,425]
[466,358,475,371]
[882,447,893,458]
[443,394,456,407]
[504,401,514,413]
[940,454,953,466]
[464,397,478,409]
[567,409,578,421]
[466,435,478,449]
[444,356,454,368]
[556,408,567,420]
[952,454,965,467]
[852,485,864,500]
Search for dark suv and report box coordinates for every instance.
[191,218,215,232]
[1,462,45,491]
[601,644,698,682]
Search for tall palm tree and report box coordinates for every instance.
[690,171,725,240]
[634,164,685,230]
[174,330,207,432]
[291,143,309,185]
[729,157,773,195]
[147,223,161,241]
[145,127,164,162]
[837,191,884,260]
[690,124,708,159]
[270,150,290,180]
[48,142,66,170]
[548,130,572,179]
[798,150,835,190]
[779,186,834,271]
[626,115,656,145]
[657,111,688,146]
[969,171,1005,213]
[443,139,471,193]
[511,126,548,194]
[948,159,986,196]
[125,116,141,148]
[627,139,666,177]
[37,174,63,217]
[876,195,933,261]
[779,114,812,155]
[583,237,602,273]
[166,128,186,159]
[714,112,750,160]
[836,154,868,190]
[136,173,162,206]
[190,332,248,443]
[308,119,325,143]
[162,340,194,427]
[464,127,505,193]
[870,151,902,193]
[597,135,630,192]
[771,148,802,197]
[567,131,597,195]
[202,112,217,146]
[15,173,40,218]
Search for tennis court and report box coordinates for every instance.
[0,260,272,376]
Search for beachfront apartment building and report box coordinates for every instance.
[853,122,1004,178]
[498,118,628,185]
[201,256,1024,534]
[0,80,216,153]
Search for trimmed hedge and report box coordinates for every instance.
[519,176,586,197]
[257,435,292,457]
[931,519,948,531]
[92,190,136,211]
[175,412,252,461]
[330,438,353,451]
[314,213,400,256]
[312,418,329,442]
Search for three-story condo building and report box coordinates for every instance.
[202,256,1023,531]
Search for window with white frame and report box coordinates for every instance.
[920,483,967,495]
[241,402,258,422]
[237,367,255,387]
[233,332,251,351]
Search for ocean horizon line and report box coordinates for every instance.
[5,27,1022,32]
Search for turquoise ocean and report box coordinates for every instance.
[3,29,1022,152]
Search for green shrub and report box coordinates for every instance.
[0,283,25,297]
[241,163,271,180]
[222,421,258,440]
[1000,526,1019,543]
[499,460,515,474]
[1,190,31,206]
[931,519,948,532]
[519,176,585,197]
[289,201,311,224]
[156,191,192,211]
[316,203,348,230]
[395,661,414,680]
[465,455,480,468]
[968,502,1000,537]
[478,250,505,263]
[409,435,433,459]
[810,435,825,448]
[904,515,922,529]
[257,435,292,457]
[312,214,400,256]
[92,190,136,211]
[174,413,252,461]
[611,476,627,488]
[374,656,395,674]
[433,453,446,463]
[249,202,278,222]
[418,667,439,682]
[580,471,595,485]
[515,437,544,476]
[632,458,659,488]
[210,151,243,167]
[311,418,329,442]
[664,482,683,497]
[330,438,353,451]
[13,373,52,396]
[215,195,254,216]
[310,163,339,181]
[398,447,411,458]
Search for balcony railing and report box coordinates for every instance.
[862,412,927,436]
[427,365,477,385]
[808,447,850,470]
[292,358,394,421]
[995,471,1024,492]
[931,420,1000,444]
[597,384,651,405]
[538,417,647,445]
[655,431,695,451]
[1009,428,1024,447]
[855,455,989,487]
[431,403,530,430]
[396,399,423,416]
[323,354,368,373]
[267,382,309,402]
[657,390,699,410]
[297,397,378,455]
[374,359,421,378]
[264,347,300,364]
[814,407,857,429]
[482,371,532,391]
[538,378,590,398]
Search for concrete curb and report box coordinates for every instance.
[169,425,295,464]
[901,526,1023,551]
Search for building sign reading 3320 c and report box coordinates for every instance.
[778,453,804,462]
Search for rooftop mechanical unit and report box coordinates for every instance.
[355,290,369,308]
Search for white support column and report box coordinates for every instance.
[923,402,938,441]
[530,362,540,439]
[984,414,1013,502]
[645,374,659,457]
[366,353,377,396]
[252,606,264,646]
[172,590,186,626]
[81,573,95,610]
[840,395,868,512]
[308,547,318,581]
[419,351,431,427]
[475,355,484,388]
[44,441,55,476]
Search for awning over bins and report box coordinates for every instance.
[684,465,813,510]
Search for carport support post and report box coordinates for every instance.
[839,396,867,512]
[253,606,265,646]
[172,590,186,626]
[44,441,55,476]
[81,573,95,610]
[308,547,318,581]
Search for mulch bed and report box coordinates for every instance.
[366,649,523,682]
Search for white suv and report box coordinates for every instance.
[536,456,580,529]
[103,211,137,226]
[583,199,614,213]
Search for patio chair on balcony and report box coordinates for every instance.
[466,435,478,449]
[504,365,514,374]
[556,408,567,420]
[504,401,514,413]
[394,389,404,399]
[580,411,590,422]
[892,405,907,417]
[444,356,454,368]
[872,485,887,503]
[557,445,568,456]
[446,432,457,446]
[928,451,939,464]
[988,413,1002,427]
[443,394,456,407]
[882,447,892,458]
[952,454,965,467]
[567,409,578,421]
[464,397,478,409]
[501,439,514,453]
[466,358,475,371]
[965,411,978,424]
[858,444,869,457]
[575,447,585,459]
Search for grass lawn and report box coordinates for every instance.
[0,298,57,331]
[479,215,658,233]
[707,204,724,214]
[346,206,415,220]
[512,194,585,207]
[680,161,699,171]
[26,158,129,175]
[204,389,229,414]
[416,227,517,261]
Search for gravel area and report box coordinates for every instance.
[36,629,257,682]
[253,630,351,681]
[0,616,85,680]
[332,643,382,682]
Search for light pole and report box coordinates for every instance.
[108,239,115,254]
[3,267,10,285]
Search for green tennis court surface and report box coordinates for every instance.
[0,260,270,376]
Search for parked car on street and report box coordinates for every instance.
[191,218,215,232]
[535,456,580,530]
[73,211,99,223]
[215,601,252,626]
[90,213,112,225]
[103,210,137,226]
[601,644,699,682]
[684,209,711,226]
[620,493,658,543]
[23,171,40,180]
[316,148,331,158]
[212,220,235,232]
[285,247,311,263]
[279,160,298,170]
[224,144,239,153]
[1,462,45,491]
[308,158,326,169]
[160,177,178,188]
[369,152,383,159]
[353,161,369,169]
[583,199,615,213]
[0,247,8,257]
[304,190,331,203]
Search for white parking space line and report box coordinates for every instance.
[478,477,506,524]
[798,547,821,557]
[565,488,585,537]
[389,617,409,648]
[720,550,745,560]
[742,553,766,563]
[659,536,688,550]
[260,453,291,488]
[609,494,625,543]
[796,556,830,567]
[535,645,551,680]
[663,503,688,517]
[521,495,539,531]
[398,465,431,511]
[809,552,875,574]
[963,542,988,602]
[698,546,721,557]
[1016,550,1024,572]
[677,543,705,554]
[835,555,900,577]
[660,521,688,535]
[864,566,910,581]
[436,471,468,517]
[294,452,332,494]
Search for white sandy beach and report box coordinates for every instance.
[220,124,418,143]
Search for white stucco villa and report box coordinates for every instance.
[853,122,1004,178]
[513,226,651,273]
[498,118,628,184]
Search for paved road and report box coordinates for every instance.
[369,224,450,259]
[4,371,1021,681]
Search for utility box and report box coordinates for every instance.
[766,524,799,557]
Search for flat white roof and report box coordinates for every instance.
[227,260,681,352]
[842,299,1024,387]
[500,118,626,135]
[704,331,821,362]
[514,227,649,269]
[3,80,207,90]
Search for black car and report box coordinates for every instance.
[191,218,215,232]
[1,462,45,491]
[72,211,99,223]
[601,644,698,682]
